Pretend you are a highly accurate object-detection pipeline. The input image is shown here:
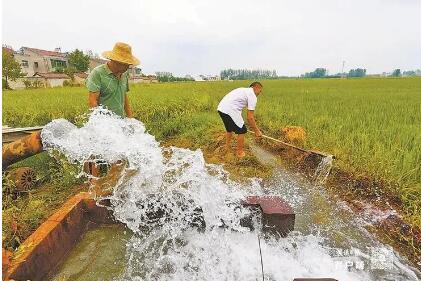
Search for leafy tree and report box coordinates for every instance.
[64,66,77,80]
[220,69,278,80]
[302,68,327,78]
[402,70,415,76]
[348,68,366,77]
[156,72,173,82]
[391,69,401,77]
[2,51,25,89]
[155,72,194,82]
[67,49,90,72]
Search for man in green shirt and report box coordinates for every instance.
[86,42,140,118]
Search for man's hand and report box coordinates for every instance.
[247,110,262,138]
[255,129,263,138]
[88,92,100,108]
[124,95,134,118]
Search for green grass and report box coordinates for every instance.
[2,78,421,211]
[257,78,421,186]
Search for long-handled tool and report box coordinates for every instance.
[248,130,335,159]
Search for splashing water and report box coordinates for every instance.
[313,155,334,185]
[44,109,420,281]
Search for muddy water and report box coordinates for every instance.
[45,110,420,281]
[51,225,131,281]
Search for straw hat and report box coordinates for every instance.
[102,42,140,66]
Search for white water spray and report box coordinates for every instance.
[313,155,334,185]
[43,109,420,281]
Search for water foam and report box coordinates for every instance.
[42,108,420,281]
[313,155,334,185]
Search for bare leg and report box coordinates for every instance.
[225,132,233,152]
[236,134,245,158]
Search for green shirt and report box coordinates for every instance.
[86,64,129,117]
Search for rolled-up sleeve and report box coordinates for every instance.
[247,92,257,110]
[86,70,101,92]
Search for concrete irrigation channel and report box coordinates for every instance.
[2,126,420,281]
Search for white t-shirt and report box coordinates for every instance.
[217,87,257,127]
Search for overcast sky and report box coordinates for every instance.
[2,0,421,76]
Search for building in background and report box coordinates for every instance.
[130,74,158,84]
[32,72,71,87]
[13,47,68,76]
[3,45,70,89]
[3,44,163,88]
[193,74,221,81]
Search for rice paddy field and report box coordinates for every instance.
[2,77,421,222]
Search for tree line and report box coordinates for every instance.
[300,68,421,78]
[155,72,194,82]
[3,46,420,89]
[301,68,367,78]
[220,69,278,80]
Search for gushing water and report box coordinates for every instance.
[313,155,334,185]
[44,109,420,281]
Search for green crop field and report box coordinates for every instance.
[3,77,421,213]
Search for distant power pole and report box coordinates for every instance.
[342,60,346,78]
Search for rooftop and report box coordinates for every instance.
[33,72,70,79]
[23,47,67,58]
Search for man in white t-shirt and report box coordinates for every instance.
[217,82,263,158]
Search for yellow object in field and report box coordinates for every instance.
[280,126,306,146]
[2,131,43,170]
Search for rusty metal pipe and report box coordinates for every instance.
[2,131,43,170]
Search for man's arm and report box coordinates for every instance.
[124,95,133,118]
[87,69,100,108]
[247,110,262,137]
[88,92,100,108]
